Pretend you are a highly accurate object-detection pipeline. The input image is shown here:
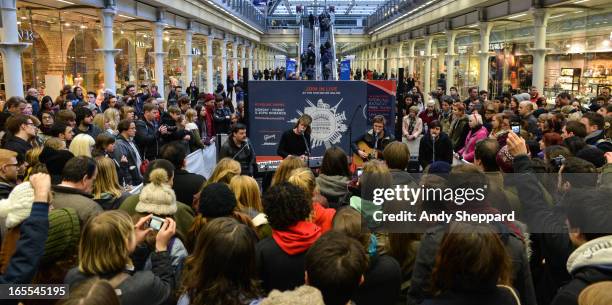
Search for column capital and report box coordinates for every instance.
[101,7,117,17]
[531,8,550,27]
[0,42,31,54]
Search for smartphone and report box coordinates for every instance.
[511,122,521,134]
[357,168,363,177]
[147,216,165,231]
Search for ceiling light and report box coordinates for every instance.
[118,14,135,20]
[508,13,527,19]
[20,16,27,20]
[56,0,75,4]
[550,14,565,19]
[80,25,87,29]
[573,0,589,3]
[64,22,70,26]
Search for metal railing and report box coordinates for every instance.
[213,0,266,29]
[329,23,338,80]
[314,25,322,80]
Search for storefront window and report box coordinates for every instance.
[455,34,480,98]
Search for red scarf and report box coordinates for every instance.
[272,221,322,255]
[204,104,215,138]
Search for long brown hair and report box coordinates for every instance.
[431,222,512,294]
[271,155,305,186]
[181,217,261,305]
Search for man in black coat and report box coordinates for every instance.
[159,142,206,206]
[418,120,453,169]
[135,103,162,161]
[219,123,256,176]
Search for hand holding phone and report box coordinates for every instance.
[511,121,521,134]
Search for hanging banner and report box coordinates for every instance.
[286,58,297,79]
[339,59,351,80]
[249,81,395,159]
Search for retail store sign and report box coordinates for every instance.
[18,30,35,41]
[489,42,512,51]
[136,40,152,49]
[192,48,202,56]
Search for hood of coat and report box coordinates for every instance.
[567,235,612,274]
[316,174,349,196]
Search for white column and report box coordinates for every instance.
[221,38,228,90]
[407,41,416,77]
[183,29,194,87]
[94,8,121,95]
[0,0,30,98]
[206,35,214,93]
[241,44,247,76]
[423,36,434,96]
[445,30,458,95]
[232,42,238,84]
[151,21,166,97]
[531,8,549,92]
[397,43,403,76]
[254,47,259,73]
[248,45,254,80]
[478,22,493,91]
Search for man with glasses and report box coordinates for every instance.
[2,115,36,160]
[0,149,19,199]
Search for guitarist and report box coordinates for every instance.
[351,115,395,162]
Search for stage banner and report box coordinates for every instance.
[339,59,351,80]
[286,58,296,79]
[366,80,397,129]
[249,81,395,158]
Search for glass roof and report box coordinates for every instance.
[269,0,388,16]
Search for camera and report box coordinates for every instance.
[147,216,165,231]
[511,121,521,134]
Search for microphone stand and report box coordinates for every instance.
[302,133,311,168]
[348,104,363,160]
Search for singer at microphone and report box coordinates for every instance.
[219,123,256,176]
[277,114,312,159]
[418,120,453,169]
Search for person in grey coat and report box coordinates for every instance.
[113,120,143,186]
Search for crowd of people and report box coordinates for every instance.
[0,74,611,305]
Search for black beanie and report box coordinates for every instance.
[39,146,74,185]
[576,146,605,168]
[198,183,237,217]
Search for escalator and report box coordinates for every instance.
[318,22,337,80]
[299,23,316,80]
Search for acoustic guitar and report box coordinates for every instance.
[352,141,381,167]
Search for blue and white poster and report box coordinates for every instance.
[248,81,395,158]
[339,59,351,80]
[286,58,296,79]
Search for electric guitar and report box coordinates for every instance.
[352,141,381,167]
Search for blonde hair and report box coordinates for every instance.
[287,167,317,196]
[92,113,106,132]
[120,106,135,120]
[0,149,17,165]
[44,137,66,150]
[271,156,305,186]
[206,158,241,185]
[104,108,120,132]
[78,210,134,275]
[363,159,390,175]
[185,109,197,124]
[229,175,263,213]
[69,133,95,157]
[93,157,123,199]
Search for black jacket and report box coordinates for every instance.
[219,137,256,176]
[160,112,189,144]
[2,136,32,160]
[213,107,232,135]
[256,236,306,292]
[353,255,402,305]
[172,169,206,207]
[74,124,102,139]
[418,132,453,169]
[421,286,522,305]
[0,181,14,200]
[135,119,160,161]
[65,250,174,305]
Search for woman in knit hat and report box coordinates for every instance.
[134,168,187,282]
[186,182,255,252]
